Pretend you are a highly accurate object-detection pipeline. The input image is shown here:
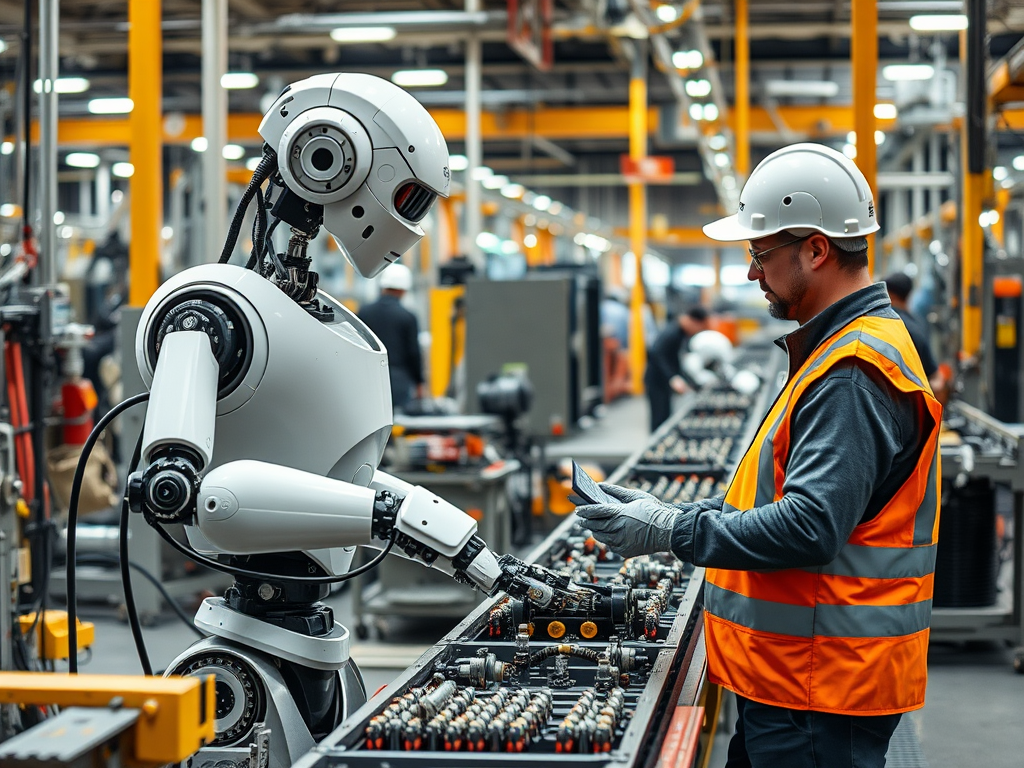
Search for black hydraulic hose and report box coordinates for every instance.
[219,148,277,264]
[67,393,150,673]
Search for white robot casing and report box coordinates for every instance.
[136,263,393,573]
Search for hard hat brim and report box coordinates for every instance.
[702,214,781,242]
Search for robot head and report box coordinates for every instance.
[259,73,450,278]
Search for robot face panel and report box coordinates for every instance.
[260,72,450,279]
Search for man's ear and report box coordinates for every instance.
[806,233,831,270]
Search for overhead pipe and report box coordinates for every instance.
[38,0,58,287]
[202,0,228,265]
[464,0,483,269]
[734,0,750,177]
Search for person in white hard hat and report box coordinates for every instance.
[573,144,942,768]
[358,262,426,411]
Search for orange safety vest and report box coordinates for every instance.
[704,315,942,716]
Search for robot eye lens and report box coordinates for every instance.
[394,182,436,222]
[311,147,335,172]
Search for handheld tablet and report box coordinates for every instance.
[571,460,618,506]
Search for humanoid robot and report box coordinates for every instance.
[125,73,588,767]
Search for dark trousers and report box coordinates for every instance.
[725,695,902,768]
[646,378,673,433]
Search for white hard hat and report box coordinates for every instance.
[378,262,413,292]
[689,330,735,368]
[703,143,879,242]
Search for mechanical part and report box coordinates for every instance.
[546,621,566,639]
[449,652,509,687]
[549,653,574,688]
[172,651,266,746]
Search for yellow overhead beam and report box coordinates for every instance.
[613,226,718,247]
[33,105,1024,152]
[36,105,915,147]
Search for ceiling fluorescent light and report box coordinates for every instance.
[88,97,133,114]
[330,26,396,43]
[449,154,469,171]
[65,152,100,168]
[765,80,840,98]
[222,144,246,160]
[882,64,934,81]
[391,69,448,88]
[874,103,898,119]
[685,79,712,97]
[909,14,968,31]
[482,175,508,190]
[34,77,90,94]
[221,72,259,89]
[655,5,679,23]
[672,50,703,70]
[112,162,134,178]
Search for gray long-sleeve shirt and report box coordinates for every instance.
[670,283,933,570]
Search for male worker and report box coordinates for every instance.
[884,271,948,402]
[644,305,711,432]
[358,262,426,411]
[576,143,942,768]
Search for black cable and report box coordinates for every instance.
[120,430,151,674]
[152,521,397,584]
[219,148,277,264]
[67,392,150,674]
[76,554,203,639]
[247,186,267,271]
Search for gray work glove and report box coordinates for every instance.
[574,482,678,559]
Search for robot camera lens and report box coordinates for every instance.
[311,147,334,172]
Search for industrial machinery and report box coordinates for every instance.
[294,354,783,768]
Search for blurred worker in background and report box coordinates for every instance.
[600,287,633,402]
[576,143,942,768]
[884,272,948,404]
[644,305,710,432]
[358,262,426,412]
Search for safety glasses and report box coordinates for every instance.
[748,235,809,272]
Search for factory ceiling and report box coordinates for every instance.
[0,1,1022,254]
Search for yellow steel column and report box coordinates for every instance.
[628,51,648,396]
[851,0,877,276]
[129,0,162,307]
[960,22,984,358]
[735,0,750,177]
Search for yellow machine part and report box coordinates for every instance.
[428,285,465,399]
[0,672,216,768]
[18,610,94,660]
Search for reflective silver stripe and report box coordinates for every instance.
[706,582,815,637]
[815,600,932,639]
[754,432,778,508]
[814,543,937,579]
[913,449,940,546]
[705,582,933,639]
[856,333,925,389]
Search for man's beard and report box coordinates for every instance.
[767,299,790,319]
